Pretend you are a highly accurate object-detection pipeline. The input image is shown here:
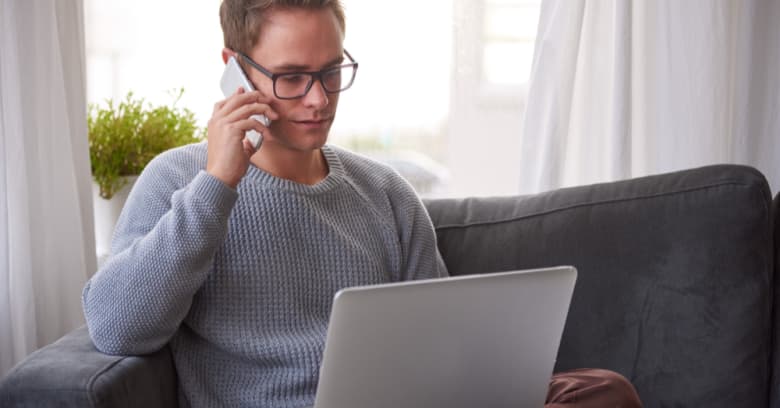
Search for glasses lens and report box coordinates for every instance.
[273,64,357,99]
[321,64,357,93]
[274,73,312,99]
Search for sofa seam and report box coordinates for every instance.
[434,180,762,231]
[86,356,131,407]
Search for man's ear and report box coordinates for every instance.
[221,48,234,64]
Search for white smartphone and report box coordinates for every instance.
[219,56,271,149]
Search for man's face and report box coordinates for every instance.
[246,7,345,153]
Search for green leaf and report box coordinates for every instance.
[88,90,204,199]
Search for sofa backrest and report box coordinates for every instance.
[425,165,774,408]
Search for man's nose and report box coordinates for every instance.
[303,79,329,108]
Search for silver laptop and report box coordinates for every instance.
[309,265,577,408]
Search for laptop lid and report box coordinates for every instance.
[313,266,577,408]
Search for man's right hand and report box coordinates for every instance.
[206,88,278,188]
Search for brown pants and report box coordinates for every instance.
[545,369,642,407]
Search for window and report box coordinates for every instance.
[84,0,541,197]
[482,0,541,86]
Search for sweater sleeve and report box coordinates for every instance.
[389,177,449,282]
[82,152,238,356]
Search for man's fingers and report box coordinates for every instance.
[212,100,226,115]
[224,102,278,124]
[242,137,257,154]
[215,117,270,145]
[234,117,271,135]
[218,89,273,116]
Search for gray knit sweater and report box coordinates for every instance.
[82,142,447,407]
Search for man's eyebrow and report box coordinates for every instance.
[274,55,346,72]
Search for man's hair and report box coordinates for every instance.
[220,0,346,55]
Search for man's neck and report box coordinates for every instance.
[250,143,329,185]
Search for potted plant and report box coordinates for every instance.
[88,89,204,260]
[89,89,203,198]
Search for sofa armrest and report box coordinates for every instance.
[0,326,178,408]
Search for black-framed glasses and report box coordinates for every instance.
[237,50,358,100]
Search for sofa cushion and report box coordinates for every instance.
[425,165,774,408]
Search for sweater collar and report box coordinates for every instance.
[242,145,345,194]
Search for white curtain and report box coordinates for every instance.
[0,0,95,376]
[520,0,780,195]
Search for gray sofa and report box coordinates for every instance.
[1,164,777,407]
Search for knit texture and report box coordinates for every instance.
[82,142,447,407]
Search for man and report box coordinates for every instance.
[82,1,641,407]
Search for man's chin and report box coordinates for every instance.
[265,132,329,153]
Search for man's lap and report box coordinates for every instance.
[546,368,642,407]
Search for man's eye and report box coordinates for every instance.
[323,69,341,80]
[279,75,307,85]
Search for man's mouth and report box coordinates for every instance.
[295,117,331,123]
[293,117,333,127]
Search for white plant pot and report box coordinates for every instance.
[92,176,137,265]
